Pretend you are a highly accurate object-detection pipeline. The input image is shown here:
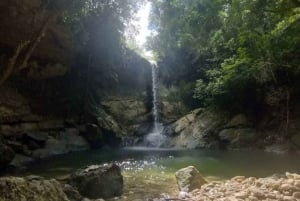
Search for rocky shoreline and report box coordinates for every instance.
[0,162,300,201]
[154,167,300,201]
[180,175,300,201]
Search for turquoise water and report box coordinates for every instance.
[24,147,300,200]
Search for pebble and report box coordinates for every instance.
[282,195,295,201]
[293,192,300,199]
[174,172,300,201]
[231,176,246,182]
[235,191,248,199]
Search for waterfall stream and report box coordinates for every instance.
[152,64,159,132]
[144,64,166,147]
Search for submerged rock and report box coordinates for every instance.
[175,166,207,192]
[0,176,69,201]
[69,163,123,199]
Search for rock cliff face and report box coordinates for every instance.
[101,96,151,136]
[0,86,91,170]
[0,0,153,170]
[0,85,153,170]
[163,108,300,152]
[0,0,72,64]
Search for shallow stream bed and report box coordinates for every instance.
[22,147,300,200]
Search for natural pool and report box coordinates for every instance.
[22,147,300,200]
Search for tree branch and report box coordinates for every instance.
[17,14,58,72]
[0,41,31,85]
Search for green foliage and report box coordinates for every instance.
[149,0,300,113]
[164,81,198,108]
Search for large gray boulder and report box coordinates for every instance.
[218,114,256,148]
[165,110,258,149]
[69,163,123,199]
[161,100,189,123]
[166,109,226,149]
[175,166,207,192]
[0,176,69,201]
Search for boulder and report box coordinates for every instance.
[32,137,67,159]
[174,108,203,134]
[33,128,89,158]
[63,184,83,201]
[69,163,123,199]
[0,143,15,168]
[175,166,207,192]
[161,100,189,123]
[61,128,90,150]
[97,113,124,135]
[218,128,256,148]
[167,109,225,149]
[0,176,69,201]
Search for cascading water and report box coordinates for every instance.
[144,64,166,147]
[152,64,159,132]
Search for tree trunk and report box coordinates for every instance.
[0,41,31,85]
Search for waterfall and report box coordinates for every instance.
[144,64,166,147]
[152,64,159,132]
